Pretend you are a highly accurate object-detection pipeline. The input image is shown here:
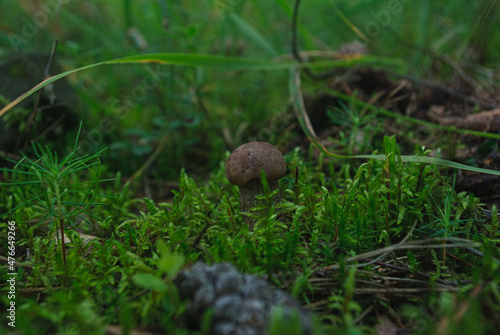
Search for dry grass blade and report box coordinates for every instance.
[314,237,482,274]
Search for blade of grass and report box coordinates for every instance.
[0,52,407,118]
[328,2,370,43]
[272,0,316,50]
[229,13,280,56]
[329,90,500,140]
[289,67,500,176]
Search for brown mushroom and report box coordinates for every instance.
[225,142,286,230]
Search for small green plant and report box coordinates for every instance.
[327,99,381,155]
[326,265,362,329]
[0,123,111,263]
[1,138,499,334]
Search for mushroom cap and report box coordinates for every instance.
[225,142,286,187]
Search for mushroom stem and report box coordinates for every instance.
[239,178,282,230]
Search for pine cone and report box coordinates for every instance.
[174,262,312,334]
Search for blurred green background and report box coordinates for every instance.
[1,0,498,181]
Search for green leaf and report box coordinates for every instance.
[132,273,168,292]
[157,239,185,277]
[157,254,185,278]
